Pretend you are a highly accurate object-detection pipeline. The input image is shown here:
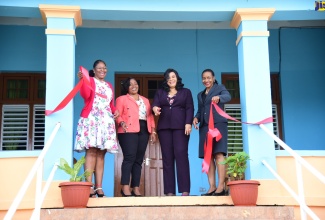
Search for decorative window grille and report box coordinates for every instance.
[225,104,280,153]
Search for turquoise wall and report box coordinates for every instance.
[277,27,325,150]
[0,25,324,196]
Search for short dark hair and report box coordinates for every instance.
[121,77,138,95]
[201,68,218,85]
[161,68,184,92]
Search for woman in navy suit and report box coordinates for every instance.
[152,68,194,196]
[193,69,231,196]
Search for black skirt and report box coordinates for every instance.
[198,122,228,158]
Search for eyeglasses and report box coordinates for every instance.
[96,67,107,70]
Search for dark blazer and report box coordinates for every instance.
[195,83,231,127]
[152,88,194,131]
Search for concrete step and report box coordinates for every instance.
[40,196,294,220]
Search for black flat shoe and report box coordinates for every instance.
[212,189,226,196]
[131,190,142,197]
[201,189,216,196]
[121,189,133,197]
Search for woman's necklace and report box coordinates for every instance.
[169,89,177,97]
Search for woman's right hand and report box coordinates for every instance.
[77,71,83,80]
[152,106,161,116]
[120,121,128,133]
[193,117,199,130]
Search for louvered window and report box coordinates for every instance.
[1,105,29,150]
[272,105,280,150]
[0,73,46,151]
[225,104,280,153]
[222,73,283,153]
[33,105,45,150]
[225,104,242,153]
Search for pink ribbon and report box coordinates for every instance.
[45,66,106,116]
[202,102,273,173]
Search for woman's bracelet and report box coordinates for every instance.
[152,131,157,135]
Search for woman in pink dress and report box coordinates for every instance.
[75,59,119,197]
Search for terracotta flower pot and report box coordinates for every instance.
[59,181,93,208]
[227,180,260,206]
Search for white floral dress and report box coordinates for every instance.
[74,78,118,153]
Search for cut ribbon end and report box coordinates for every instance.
[45,110,51,116]
[202,161,209,174]
[79,66,90,82]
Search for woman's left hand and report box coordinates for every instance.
[212,96,220,103]
[185,124,192,136]
[113,110,120,119]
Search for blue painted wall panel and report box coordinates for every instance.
[0,25,46,71]
[279,28,325,150]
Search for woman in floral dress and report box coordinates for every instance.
[75,59,119,197]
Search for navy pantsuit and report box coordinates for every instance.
[159,129,190,194]
[152,88,194,194]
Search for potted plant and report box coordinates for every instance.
[57,156,93,208]
[220,151,260,206]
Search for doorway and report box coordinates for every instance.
[114,74,164,196]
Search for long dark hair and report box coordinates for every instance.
[120,77,138,95]
[201,68,218,85]
[89,59,106,77]
[161,68,184,92]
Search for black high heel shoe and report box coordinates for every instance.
[89,187,96,198]
[201,189,216,196]
[121,189,133,197]
[131,190,142,197]
[95,187,105,197]
[212,189,226,196]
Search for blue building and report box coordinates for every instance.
[0,1,324,219]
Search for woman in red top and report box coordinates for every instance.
[75,60,119,198]
[116,77,156,196]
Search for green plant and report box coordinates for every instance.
[58,156,92,182]
[220,152,250,181]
